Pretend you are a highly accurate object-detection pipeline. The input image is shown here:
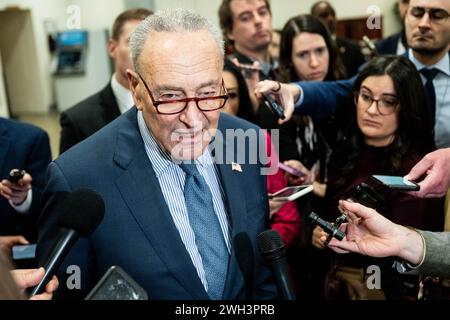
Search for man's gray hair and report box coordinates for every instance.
[130,8,224,71]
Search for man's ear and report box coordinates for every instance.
[126,69,143,110]
[108,39,117,59]
[226,28,234,42]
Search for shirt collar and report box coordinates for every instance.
[408,49,450,76]
[137,111,213,178]
[111,73,135,114]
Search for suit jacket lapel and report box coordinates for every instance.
[213,120,250,299]
[113,110,208,299]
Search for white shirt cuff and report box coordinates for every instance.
[293,83,304,109]
[9,189,33,214]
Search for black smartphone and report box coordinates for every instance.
[370,175,420,191]
[262,92,285,120]
[85,266,148,300]
[9,169,25,183]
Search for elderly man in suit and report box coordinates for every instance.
[37,8,277,300]
[59,8,152,154]
[0,117,51,248]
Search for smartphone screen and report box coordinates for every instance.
[12,244,36,260]
[371,175,420,191]
[270,185,313,201]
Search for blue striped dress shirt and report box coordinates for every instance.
[137,111,231,292]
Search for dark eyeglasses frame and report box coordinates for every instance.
[354,91,399,116]
[137,72,229,115]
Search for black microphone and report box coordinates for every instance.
[309,212,345,241]
[257,230,296,300]
[29,188,105,296]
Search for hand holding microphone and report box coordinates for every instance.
[29,189,105,297]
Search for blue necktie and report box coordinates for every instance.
[420,68,439,129]
[179,163,228,300]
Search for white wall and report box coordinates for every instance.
[0,0,68,113]
[69,0,126,31]
[0,0,127,114]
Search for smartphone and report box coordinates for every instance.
[269,185,313,201]
[262,92,285,120]
[278,162,306,178]
[85,266,148,300]
[12,244,36,260]
[9,169,25,183]
[370,175,420,191]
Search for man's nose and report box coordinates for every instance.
[180,100,203,127]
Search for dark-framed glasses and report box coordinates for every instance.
[354,91,399,115]
[407,6,449,24]
[137,73,229,115]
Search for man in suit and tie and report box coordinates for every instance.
[37,8,277,300]
[375,0,410,55]
[0,117,51,247]
[59,8,152,154]
[257,0,450,148]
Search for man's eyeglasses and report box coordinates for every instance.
[354,91,399,115]
[407,6,449,24]
[137,73,228,115]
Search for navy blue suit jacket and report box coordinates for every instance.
[375,31,408,56]
[297,52,450,118]
[37,108,277,300]
[0,117,51,240]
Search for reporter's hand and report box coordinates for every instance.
[255,80,301,124]
[405,148,450,198]
[0,172,32,205]
[311,226,327,249]
[268,198,287,219]
[0,235,29,257]
[325,200,424,265]
[283,160,313,185]
[11,267,59,300]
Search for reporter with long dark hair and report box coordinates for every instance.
[313,56,444,300]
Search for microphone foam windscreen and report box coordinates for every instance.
[257,230,284,255]
[58,188,105,237]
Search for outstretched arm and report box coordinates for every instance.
[325,200,424,266]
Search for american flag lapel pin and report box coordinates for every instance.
[231,162,242,173]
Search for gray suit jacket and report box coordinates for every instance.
[419,231,450,277]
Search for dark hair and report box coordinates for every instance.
[278,14,346,82]
[310,1,335,16]
[111,8,153,41]
[223,59,257,123]
[218,0,272,43]
[330,55,434,190]
[354,55,433,155]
